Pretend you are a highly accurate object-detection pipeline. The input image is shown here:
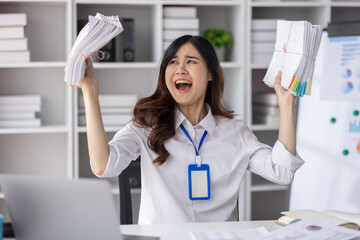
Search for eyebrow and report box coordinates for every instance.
[172,55,201,60]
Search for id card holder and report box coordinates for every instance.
[188,164,210,200]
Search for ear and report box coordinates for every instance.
[208,73,213,81]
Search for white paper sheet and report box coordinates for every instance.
[259,219,360,240]
[189,227,269,240]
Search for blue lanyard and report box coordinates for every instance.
[180,123,208,166]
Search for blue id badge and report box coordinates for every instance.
[188,164,210,200]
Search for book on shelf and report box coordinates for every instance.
[79,94,138,108]
[163,6,197,18]
[262,20,323,97]
[0,118,41,128]
[276,209,360,230]
[252,53,273,65]
[0,38,28,51]
[163,18,199,30]
[0,13,27,27]
[0,50,30,63]
[252,42,274,54]
[252,19,278,31]
[0,104,40,113]
[162,6,199,51]
[163,30,199,41]
[119,18,135,62]
[0,111,36,119]
[78,107,132,115]
[252,30,276,65]
[0,95,41,105]
[0,26,25,39]
[79,114,132,126]
[252,31,277,42]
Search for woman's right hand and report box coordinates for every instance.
[67,58,99,96]
[66,57,109,175]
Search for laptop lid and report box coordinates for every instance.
[0,174,123,240]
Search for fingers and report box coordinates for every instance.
[273,71,285,95]
[86,57,93,67]
[67,82,79,88]
[274,71,282,86]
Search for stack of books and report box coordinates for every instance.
[251,19,278,65]
[163,6,199,51]
[252,92,280,126]
[78,94,138,126]
[0,13,30,63]
[0,95,41,128]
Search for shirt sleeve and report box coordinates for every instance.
[91,122,141,178]
[244,126,304,185]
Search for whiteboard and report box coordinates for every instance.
[289,32,360,212]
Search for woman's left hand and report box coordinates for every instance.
[273,71,297,156]
[273,71,296,109]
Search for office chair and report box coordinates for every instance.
[118,157,141,224]
[118,171,133,224]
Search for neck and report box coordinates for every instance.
[179,104,207,126]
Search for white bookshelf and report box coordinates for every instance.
[0,0,358,223]
[0,0,73,222]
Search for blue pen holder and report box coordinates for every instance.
[0,214,4,240]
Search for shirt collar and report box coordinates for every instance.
[175,103,216,134]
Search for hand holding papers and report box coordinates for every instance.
[64,13,123,84]
[263,20,323,97]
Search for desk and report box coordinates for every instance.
[3,221,281,240]
[121,220,281,240]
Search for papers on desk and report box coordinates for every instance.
[189,219,360,240]
[263,20,323,97]
[64,13,123,84]
[261,219,360,240]
[189,227,269,240]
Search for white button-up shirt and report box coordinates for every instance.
[94,105,304,224]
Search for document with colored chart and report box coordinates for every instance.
[259,219,360,240]
[263,20,323,97]
[320,34,360,101]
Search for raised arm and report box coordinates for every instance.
[273,71,296,155]
[68,58,109,175]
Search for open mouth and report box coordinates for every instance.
[175,80,192,91]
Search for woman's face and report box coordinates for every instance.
[165,42,212,110]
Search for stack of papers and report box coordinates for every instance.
[262,219,360,240]
[64,13,123,84]
[263,20,322,97]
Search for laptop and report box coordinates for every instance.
[0,174,159,240]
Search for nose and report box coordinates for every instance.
[176,63,187,75]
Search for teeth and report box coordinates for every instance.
[175,80,191,84]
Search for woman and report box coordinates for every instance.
[69,35,304,224]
